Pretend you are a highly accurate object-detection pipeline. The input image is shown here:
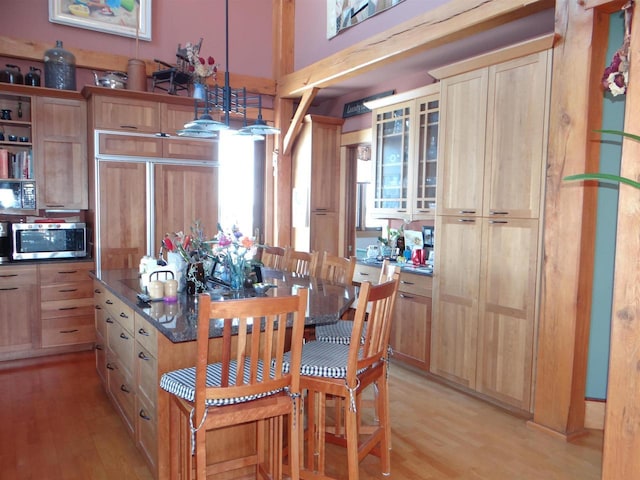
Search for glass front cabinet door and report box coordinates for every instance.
[370,85,439,221]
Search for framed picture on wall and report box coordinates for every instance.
[422,225,434,248]
[327,0,406,39]
[49,0,152,41]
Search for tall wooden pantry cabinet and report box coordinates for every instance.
[430,48,551,412]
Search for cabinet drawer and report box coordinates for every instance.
[104,293,134,334]
[98,133,162,157]
[136,342,158,406]
[136,395,158,470]
[41,281,95,302]
[399,272,432,297]
[94,281,106,306]
[352,264,382,284]
[108,322,135,376]
[42,314,95,347]
[108,358,136,435]
[134,313,158,357]
[93,96,160,132]
[0,265,37,287]
[41,297,94,319]
[39,262,92,284]
[163,138,215,161]
[95,330,107,387]
[95,303,109,340]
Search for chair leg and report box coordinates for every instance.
[344,401,360,480]
[377,378,391,475]
[289,399,301,480]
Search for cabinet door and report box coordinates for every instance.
[430,215,481,388]
[153,163,219,250]
[483,51,549,219]
[162,138,215,161]
[98,161,147,270]
[35,97,88,209]
[310,119,342,212]
[309,211,339,255]
[372,101,412,217]
[0,266,38,355]
[438,69,488,216]
[412,95,439,219]
[390,292,431,370]
[160,103,196,135]
[93,96,160,133]
[476,218,539,411]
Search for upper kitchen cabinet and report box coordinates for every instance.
[367,84,440,221]
[437,50,550,218]
[292,114,344,255]
[35,96,88,209]
[84,86,197,136]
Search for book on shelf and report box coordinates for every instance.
[0,149,7,179]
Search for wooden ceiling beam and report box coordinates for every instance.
[277,0,554,99]
[282,87,318,156]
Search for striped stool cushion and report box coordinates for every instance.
[160,359,284,407]
[284,340,374,379]
[315,320,367,345]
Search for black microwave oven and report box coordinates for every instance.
[11,222,87,261]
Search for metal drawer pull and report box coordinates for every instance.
[458,219,476,223]
[95,344,103,351]
[59,288,78,292]
[0,274,18,278]
[139,410,152,421]
[94,288,102,294]
[120,384,130,393]
[489,211,509,215]
[120,312,129,319]
[58,270,78,274]
[458,210,476,214]
[489,220,509,224]
[106,318,114,324]
[400,294,415,299]
[359,272,370,276]
[106,300,114,305]
[120,332,129,340]
[0,287,18,291]
[60,329,79,334]
[138,351,150,361]
[138,328,149,336]
[106,363,115,370]
[400,280,414,285]
[95,305,102,310]
[59,307,77,311]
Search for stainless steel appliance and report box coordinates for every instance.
[11,222,87,261]
[0,222,9,263]
[0,180,36,210]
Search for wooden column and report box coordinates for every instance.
[530,1,608,439]
[602,3,640,476]
[272,0,295,247]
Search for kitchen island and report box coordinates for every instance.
[91,267,356,479]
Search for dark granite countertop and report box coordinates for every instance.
[356,258,433,276]
[91,268,357,344]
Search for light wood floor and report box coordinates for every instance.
[0,351,602,479]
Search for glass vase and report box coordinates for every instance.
[226,256,247,291]
[186,262,206,295]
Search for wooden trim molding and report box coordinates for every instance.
[584,400,606,430]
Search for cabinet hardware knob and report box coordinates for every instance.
[106,300,114,305]
[106,363,115,370]
[96,344,103,351]
[106,318,114,324]
[120,385,130,393]
[94,289,102,293]
[138,352,149,360]
[139,410,151,421]
[120,332,129,340]
[138,328,149,336]
[120,312,129,319]
[95,305,102,310]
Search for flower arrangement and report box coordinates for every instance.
[185,41,217,84]
[211,224,257,289]
[163,220,214,264]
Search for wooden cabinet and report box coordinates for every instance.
[368,84,440,221]
[438,51,549,218]
[98,131,214,161]
[391,271,432,370]
[352,262,433,370]
[90,89,197,136]
[0,265,38,356]
[431,49,550,412]
[34,97,88,209]
[292,114,344,255]
[39,261,95,348]
[0,89,35,212]
[96,159,218,270]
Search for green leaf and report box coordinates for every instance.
[595,129,640,143]
[564,173,640,189]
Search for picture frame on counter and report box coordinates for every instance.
[49,0,152,41]
[422,225,434,248]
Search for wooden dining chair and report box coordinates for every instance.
[260,245,287,270]
[283,248,319,276]
[317,251,356,285]
[159,289,308,480]
[284,272,400,480]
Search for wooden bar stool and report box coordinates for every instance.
[159,289,308,479]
